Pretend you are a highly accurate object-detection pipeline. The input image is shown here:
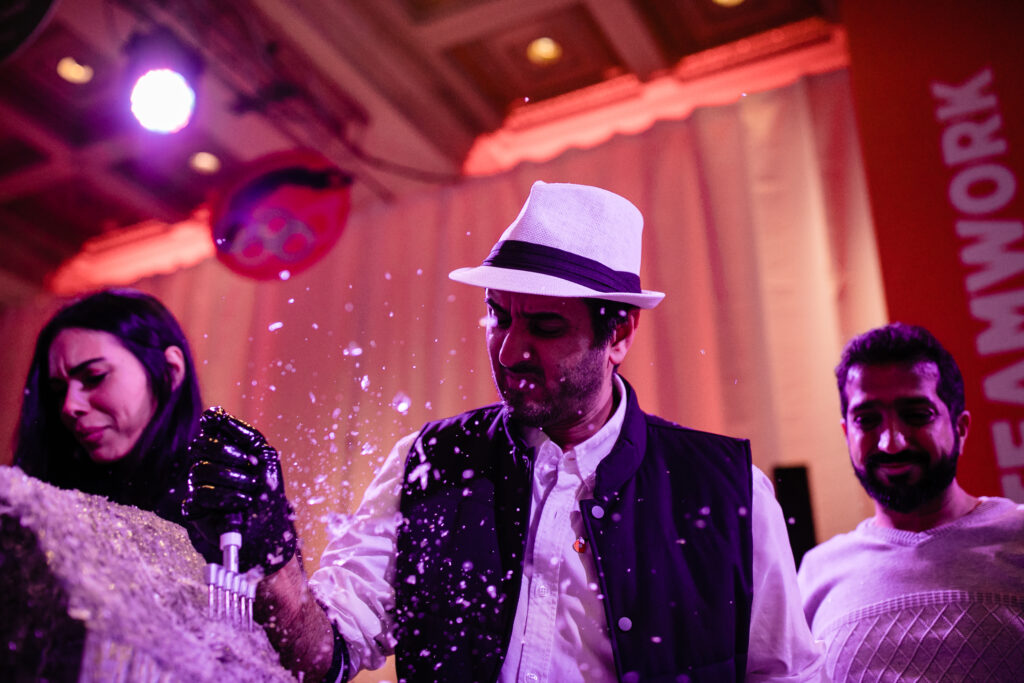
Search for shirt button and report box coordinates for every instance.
[525,673,539,683]
[618,616,633,632]
[591,505,605,519]
[537,583,550,597]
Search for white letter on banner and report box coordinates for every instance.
[942,115,1007,166]
[932,67,996,121]
[957,220,1024,293]
[949,163,1017,215]
[971,289,1024,355]
[984,358,1024,405]
[994,420,1024,469]
[1001,473,1024,503]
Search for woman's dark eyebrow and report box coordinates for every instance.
[53,357,104,379]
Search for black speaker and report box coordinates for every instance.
[772,465,818,569]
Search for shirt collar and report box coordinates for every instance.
[519,374,627,485]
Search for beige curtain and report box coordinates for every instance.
[0,69,883,570]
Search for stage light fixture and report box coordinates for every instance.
[123,26,203,134]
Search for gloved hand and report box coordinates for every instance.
[182,406,297,574]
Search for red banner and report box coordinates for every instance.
[844,1,1024,501]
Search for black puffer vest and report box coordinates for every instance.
[395,380,753,682]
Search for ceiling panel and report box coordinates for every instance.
[638,0,825,60]
[0,22,130,148]
[0,0,837,305]
[446,4,625,112]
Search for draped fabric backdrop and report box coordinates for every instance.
[1,69,884,577]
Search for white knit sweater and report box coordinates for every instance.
[797,497,1024,682]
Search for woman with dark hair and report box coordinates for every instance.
[13,288,203,524]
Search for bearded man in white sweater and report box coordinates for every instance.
[797,322,1024,681]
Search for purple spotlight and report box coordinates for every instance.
[123,27,202,134]
[130,68,196,133]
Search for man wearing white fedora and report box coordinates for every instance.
[184,181,826,682]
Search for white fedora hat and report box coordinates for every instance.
[449,181,664,308]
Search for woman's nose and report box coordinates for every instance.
[62,384,88,419]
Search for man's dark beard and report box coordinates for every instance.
[853,438,959,514]
[497,346,605,430]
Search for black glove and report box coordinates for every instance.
[182,407,297,574]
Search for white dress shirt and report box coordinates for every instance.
[310,376,826,681]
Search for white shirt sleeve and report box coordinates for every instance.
[309,439,828,681]
[746,466,830,682]
[308,432,417,674]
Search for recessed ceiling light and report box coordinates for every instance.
[57,56,94,84]
[526,37,563,66]
[712,0,746,7]
[190,151,221,174]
